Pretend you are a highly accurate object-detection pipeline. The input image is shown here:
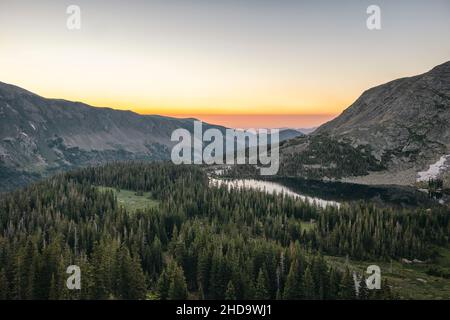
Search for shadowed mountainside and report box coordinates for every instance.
[0,81,226,190]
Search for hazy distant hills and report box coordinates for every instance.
[0,81,228,190]
[280,61,450,185]
[296,127,317,135]
[278,128,305,140]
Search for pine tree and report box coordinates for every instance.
[208,251,228,299]
[128,255,148,299]
[48,274,59,300]
[283,260,302,299]
[168,264,188,300]
[339,268,356,299]
[79,257,96,300]
[0,269,8,300]
[328,268,341,299]
[156,268,170,300]
[254,269,270,299]
[197,251,211,298]
[91,243,110,299]
[225,281,236,300]
[303,266,315,299]
[116,247,147,299]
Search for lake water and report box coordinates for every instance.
[209,176,437,208]
[210,178,340,208]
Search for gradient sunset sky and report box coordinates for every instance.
[1,0,449,128]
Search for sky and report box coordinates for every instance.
[0,0,449,128]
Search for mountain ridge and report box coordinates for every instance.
[279,60,450,185]
[0,81,297,191]
[0,81,227,191]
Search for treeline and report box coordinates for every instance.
[0,162,447,299]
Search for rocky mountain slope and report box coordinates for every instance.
[280,61,450,185]
[0,81,225,191]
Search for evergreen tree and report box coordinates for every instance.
[328,268,341,299]
[116,247,147,299]
[339,268,356,300]
[156,269,170,300]
[283,260,303,299]
[168,263,188,300]
[303,267,315,299]
[254,269,270,299]
[225,281,236,300]
[48,274,59,300]
[0,269,8,300]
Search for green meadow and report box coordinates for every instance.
[97,186,159,212]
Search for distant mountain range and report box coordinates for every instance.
[0,82,230,190]
[0,82,302,191]
[278,128,305,140]
[279,61,450,185]
[296,127,317,135]
[1,61,449,190]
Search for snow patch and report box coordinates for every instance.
[417,155,450,182]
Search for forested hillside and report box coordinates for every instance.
[0,163,448,299]
[279,135,385,178]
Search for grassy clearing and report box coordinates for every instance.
[300,221,316,233]
[435,246,450,268]
[324,246,450,299]
[96,186,159,212]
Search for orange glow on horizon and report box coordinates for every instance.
[26,88,343,128]
[1,0,449,131]
[159,114,337,129]
[4,82,343,128]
